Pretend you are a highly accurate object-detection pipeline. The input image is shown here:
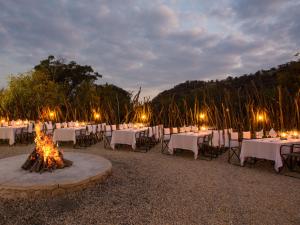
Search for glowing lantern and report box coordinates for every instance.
[199,113,205,120]
[94,113,100,120]
[141,114,146,121]
[280,132,287,140]
[200,126,206,131]
[292,131,298,138]
[49,111,55,120]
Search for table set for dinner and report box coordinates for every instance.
[110,127,152,150]
[168,131,212,159]
[0,125,29,145]
[240,137,300,172]
[52,126,87,144]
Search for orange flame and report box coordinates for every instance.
[34,124,63,168]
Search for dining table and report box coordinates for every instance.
[0,125,28,145]
[168,131,212,159]
[110,127,152,150]
[240,138,300,172]
[52,127,86,144]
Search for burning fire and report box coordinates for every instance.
[34,124,63,169]
[22,123,72,172]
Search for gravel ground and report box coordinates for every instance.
[0,142,300,225]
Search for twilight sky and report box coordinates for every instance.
[0,0,299,98]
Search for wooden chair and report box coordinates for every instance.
[228,131,241,165]
[75,128,86,148]
[280,144,300,172]
[14,127,24,144]
[103,125,112,149]
[136,129,151,152]
[198,134,213,159]
[255,130,264,139]
[161,128,171,154]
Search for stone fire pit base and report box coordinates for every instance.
[0,152,112,199]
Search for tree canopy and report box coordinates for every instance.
[0,56,131,123]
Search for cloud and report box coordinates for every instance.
[0,0,299,98]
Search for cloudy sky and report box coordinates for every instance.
[0,0,299,98]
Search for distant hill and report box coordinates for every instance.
[151,60,300,130]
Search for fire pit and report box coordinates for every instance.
[22,125,72,172]
[0,124,112,199]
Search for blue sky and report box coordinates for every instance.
[0,0,299,98]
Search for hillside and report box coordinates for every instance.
[152,60,300,130]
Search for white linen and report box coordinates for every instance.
[45,122,53,130]
[168,131,211,159]
[0,126,27,145]
[240,138,300,171]
[110,128,148,150]
[211,130,220,147]
[191,126,198,132]
[269,128,277,138]
[53,127,85,144]
[243,131,251,139]
[230,132,239,148]
[155,126,159,140]
[256,130,264,139]
[224,129,230,147]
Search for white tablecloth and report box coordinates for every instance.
[168,131,211,159]
[53,127,85,144]
[240,138,300,171]
[0,126,27,145]
[110,128,149,150]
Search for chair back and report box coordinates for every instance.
[97,124,101,132]
[230,132,239,148]
[28,123,34,133]
[204,134,212,145]
[154,126,159,140]
[219,130,224,146]
[45,122,53,130]
[163,128,171,140]
[11,120,15,126]
[86,125,93,134]
[191,126,198,132]
[15,127,22,135]
[224,129,230,147]
[100,123,106,131]
[55,123,61,129]
[105,125,112,137]
[172,127,178,134]
[80,128,86,135]
[185,126,191,132]
[269,128,277,138]
[256,129,264,139]
[111,125,117,131]
[179,127,185,133]
[211,130,220,147]
[243,131,251,139]
[92,125,97,134]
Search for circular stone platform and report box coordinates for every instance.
[0,152,112,199]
